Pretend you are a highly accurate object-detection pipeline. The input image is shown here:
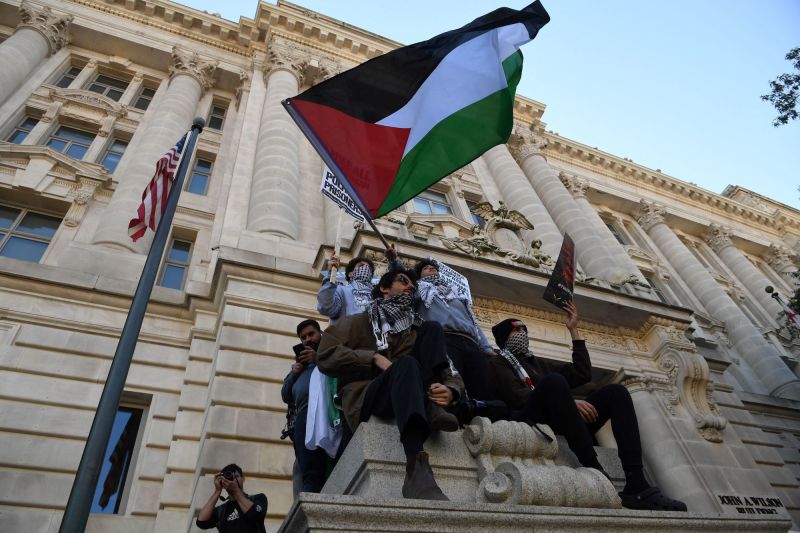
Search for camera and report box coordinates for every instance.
[222,470,234,480]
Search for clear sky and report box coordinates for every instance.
[185,0,800,209]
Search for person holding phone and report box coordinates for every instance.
[281,319,328,494]
[195,463,267,532]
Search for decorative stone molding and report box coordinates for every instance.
[64,178,104,227]
[169,46,217,90]
[234,69,250,109]
[704,223,734,253]
[636,200,666,232]
[18,1,72,55]
[297,59,331,89]
[263,40,307,81]
[47,87,128,118]
[558,171,589,198]
[766,244,796,278]
[463,417,620,508]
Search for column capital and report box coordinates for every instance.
[637,200,667,231]
[263,40,307,82]
[558,171,589,198]
[169,46,217,90]
[704,223,734,253]
[508,121,548,164]
[766,243,796,273]
[18,1,72,55]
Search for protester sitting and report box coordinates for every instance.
[281,319,329,494]
[196,463,267,532]
[316,269,463,500]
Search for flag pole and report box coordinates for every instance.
[282,99,391,249]
[59,118,205,533]
[329,208,344,285]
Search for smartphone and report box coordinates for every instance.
[292,343,305,357]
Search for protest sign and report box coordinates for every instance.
[543,234,575,310]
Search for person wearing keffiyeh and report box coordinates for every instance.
[316,269,464,501]
[487,302,687,513]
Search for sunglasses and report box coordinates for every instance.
[394,275,414,286]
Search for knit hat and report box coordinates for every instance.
[492,318,527,348]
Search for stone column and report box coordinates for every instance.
[559,171,646,287]
[247,41,304,238]
[0,2,71,106]
[119,72,144,106]
[705,224,784,320]
[766,244,798,287]
[93,47,216,251]
[509,128,634,285]
[484,144,562,258]
[70,59,98,90]
[637,201,800,399]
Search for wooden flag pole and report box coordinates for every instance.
[329,208,344,284]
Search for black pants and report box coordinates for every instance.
[444,333,490,400]
[517,373,643,470]
[293,406,329,492]
[360,321,449,435]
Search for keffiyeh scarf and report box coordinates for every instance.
[366,293,419,351]
[349,264,374,311]
[418,273,461,309]
[500,332,536,390]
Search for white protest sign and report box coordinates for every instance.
[320,167,366,222]
[434,260,471,303]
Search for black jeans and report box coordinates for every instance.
[444,332,490,400]
[517,374,643,470]
[360,321,450,435]
[293,406,329,492]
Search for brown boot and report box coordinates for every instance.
[402,451,449,501]
[427,403,459,432]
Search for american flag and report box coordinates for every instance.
[128,133,189,242]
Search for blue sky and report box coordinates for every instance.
[186,0,800,208]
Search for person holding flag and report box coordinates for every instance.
[487,302,688,512]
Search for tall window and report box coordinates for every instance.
[466,200,486,229]
[6,117,39,144]
[133,86,156,111]
[207,103,227,130]
[0,205,61,262]
[47,126,95,159]
[605,222,627,245]
[56,66,82,88]
[87,74,129,102]
[413,190,452,215]
[90,406,143,514]
[158,238,192,290]
[100,139,128,174]
[185,158,213,195]
[644,273,669,304]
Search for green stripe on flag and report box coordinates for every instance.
[377,52,524,217]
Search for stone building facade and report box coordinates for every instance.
[0,0,798,531]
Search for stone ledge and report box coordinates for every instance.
[280,493,791,533]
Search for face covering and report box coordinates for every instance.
[350,264,373,284]
[505,331,530,357]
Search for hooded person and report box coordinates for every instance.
[487,301,687,512]
[316,269,464,501]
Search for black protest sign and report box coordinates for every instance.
[543,234,575,310]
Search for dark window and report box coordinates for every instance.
[100,139,128,174]
[605,222,627,245]
[87,74,129,102]
[413,190,452,215]
[0,205,61,263]
[56,66,82,88]
[90,406,143,514]
[46,126,95,160]
[185,158,213,195]
[466,200,486,229]
[158,238,192,289]
[7,117,39,144]
[644,274,669,304]
[207,104,227,130]
[133,87,156,111]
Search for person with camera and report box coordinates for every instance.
[281,319,329,494]
[195,464,267,532]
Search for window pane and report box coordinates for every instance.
[55,76,73,88]
[208,116,223,130]
[1,236,48,262]
[168,241,191,263]
[96,75,128,90]
[106,89,123,101]
[91,407,142,514]
[47,138,67,152]
[66,144,88,160]
[111,140,128,152]
[212,105,226,115]
[21,118,38,129]
[413,198,432,215]
[0,206,20,229]
[59,127,95,143]
[17,212,60,238]
[195,159,212,172]
[88,84,105,94]
[160,264,186,289]
[187,173,208,195]
[8,130,28,144]
[133,98,150,111]
[142,88,155,97]
[432,202,451,215]
[102,152,122,173]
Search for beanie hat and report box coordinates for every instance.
[492,318,527,348]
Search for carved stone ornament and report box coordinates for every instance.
[169,47,217,90]
[463,417,620,508]
[64,181,98,227]
[558,171,589,198]
[704,223,734,253]
[47,87,127,118]
[18,1,72,55]
[440,201,553,268]
[263,40,308,81]
[636,200,666,232]
[507,124,548,163]
[766,244,797,277]
[234,69,250,109]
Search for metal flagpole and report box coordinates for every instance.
[59,118,205,533]
[282,99,392,249]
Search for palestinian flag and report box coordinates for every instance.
[284,1,550,219]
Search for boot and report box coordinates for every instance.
[427,402,459,432]
[402,451,449,501]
